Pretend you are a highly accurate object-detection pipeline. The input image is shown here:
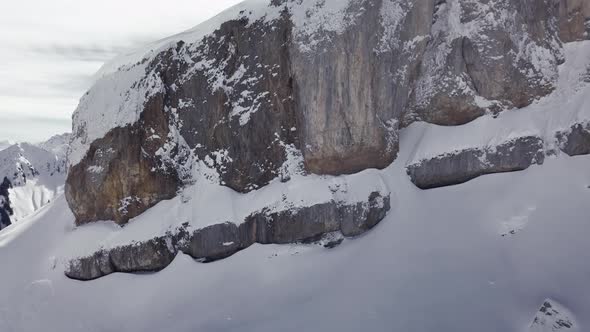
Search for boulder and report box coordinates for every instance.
[65,250,114,281]
[558,0,590,42]
[557,122,590,156]
[407,136,545,189]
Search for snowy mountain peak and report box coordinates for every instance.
[0,134,70,223]
[37,133,71,159]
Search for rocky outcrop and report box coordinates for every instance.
[559,0,590,42]
[557,122,590,156]
[407,136,545,189]
[66,95,181,225]
[0,177,13,230]
[65,191,390,280]
[529,299,576,332]
[67,0,570,225]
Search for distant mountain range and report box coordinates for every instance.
[0,133,69,229]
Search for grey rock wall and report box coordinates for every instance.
[0,177,13,230]
[66,191,390,280]
[557,122,590,156]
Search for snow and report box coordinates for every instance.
[287,0,358,52]
[529,299,579,332]
[37,133,70,158]
[67,0,284,166]
[1,136,590,331]
[414,0,562,110]
[68,63,163,166]
[377,0,413,53]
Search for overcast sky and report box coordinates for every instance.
[0,0,242,143]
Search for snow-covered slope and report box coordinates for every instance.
[0,134,69,222]
[0,39,589,331]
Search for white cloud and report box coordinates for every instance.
[0,0,243,142]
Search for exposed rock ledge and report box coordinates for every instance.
[66,191,390,281]
[407,120,590,189]
[407,136,545,189]
[557,122,590,157]
[528,299,576,332]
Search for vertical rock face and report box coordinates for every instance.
[559,0,590,42]
[410,0,562,125]
[0,142,67,187]
[66,0,579,225]
[0,177,13,230]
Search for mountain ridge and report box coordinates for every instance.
[0,134,70,227]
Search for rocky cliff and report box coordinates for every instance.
[66,0,578,225]
[559,0,590,42]
[64,0,590,279]
[0,177,13,230]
